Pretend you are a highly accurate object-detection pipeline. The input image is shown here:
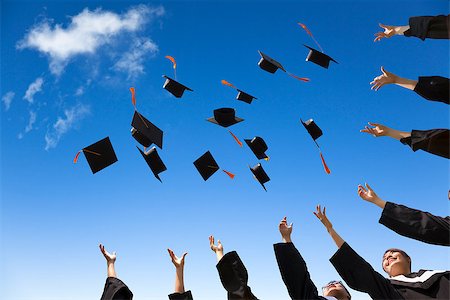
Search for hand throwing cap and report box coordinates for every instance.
[131,111,163,149]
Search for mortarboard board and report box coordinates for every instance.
[301,118,323,141]
[193,151,219,181]
[258,50,286,74]
[236,89,257,104]
[304,45,338,69]
[137,146,167,182]
[131,111,163,149]
[250,163,270,191]
[162,75,193,98]
[78,137,118,174]
[207,108,244,128]
[245,136,269,160]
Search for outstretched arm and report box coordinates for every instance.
[99,244,117,278]
[168,249,188,293]
[374,23,410,42]
[313,205,345,248]
[370,67,417,91]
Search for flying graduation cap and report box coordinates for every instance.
[193,151,235,181]
[162,56,193,98]
[245,136,269,160]
[301,119,331,174]
[207,108,244,128]
[249,163,270,191]
[221,80,257,104]
[298,23,338,69]
[129,87,163,149]
[73,136,118,174]
[258,50,310,82]
[137,146,167,182]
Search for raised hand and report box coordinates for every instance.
[370,67,397,91]
[209,235,224,262]
[167,248,188,269]
[358,183,386,209]
[313,205,333,231]
[279,216,293,243]
[99,244,116,264]
[360,122,391,137]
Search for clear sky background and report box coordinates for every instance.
[1,1,449,299]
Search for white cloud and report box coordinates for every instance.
[23,77,44,103]
[18,5,165,75]
[2,91,15,111]
[45,104,90,150]
[114,37,158,79]
[75,86,84,96]
[25,110,37,133]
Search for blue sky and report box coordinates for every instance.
[1,1,449,299]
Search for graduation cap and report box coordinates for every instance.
[221,80,257,104]
[245,136,269,160]
[207,108,244,128]
[258,50,286,74]
[301,118,331,174]
[137,146,167,182]
[162,75,193,98]
[131,111,163,149]
[249,163,270,191]
[193,151,235,181]
[304,45,337,69]
[74,137,118,174]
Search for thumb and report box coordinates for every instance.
[381,66,387,75]
[182,252,188,259]
[366,182,374,192]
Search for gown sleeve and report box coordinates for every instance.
[100,277,133,300]
[273,242,325,300]
[379,201,450,246]
[168,290,194,300]
[414,76,450,104]
[216,251,258,300]
[329,243,403,300]
[404,15,450,40]
[400,129,449,159]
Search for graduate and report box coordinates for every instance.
[361,122,449,159]
[274,217,352,300]
[374,14,450,41]
[209,235,258,300]
[370,66,449,104]
[357,183,450,246]
[167,248,193,300]
[314,206,450,299]
[99,244,133,300]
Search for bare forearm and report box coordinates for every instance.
[372,198,387,209]
[394,76,418,91]
[328,227,345,249]
[386,128,411,140]
[107,262,116,278]
[174,268,185,293]
[216,251,224,262]
[394,25,410,35]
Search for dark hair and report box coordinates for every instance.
[383,248,411,271]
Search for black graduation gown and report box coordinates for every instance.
[414,76,450,104]
[216,251,259,300]
[168,290,194,300]
[274,242,329,300]
[100,277,133,300]
[404,15,450,40]
[400,129,449,159]
[379,201,450,246]
[330,242,450,299]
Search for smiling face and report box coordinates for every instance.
[382,249,411,277]
[322,281,351,300]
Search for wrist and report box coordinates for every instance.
[282,236,292,243]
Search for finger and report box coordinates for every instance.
[323,206,327,215]
[365,182,373,191]
[112,251,116,256]
[379,23,386,29]
[182,252,188,259]
[381,66,386,75]
[289,222,293,228]
[313,211,320,219]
